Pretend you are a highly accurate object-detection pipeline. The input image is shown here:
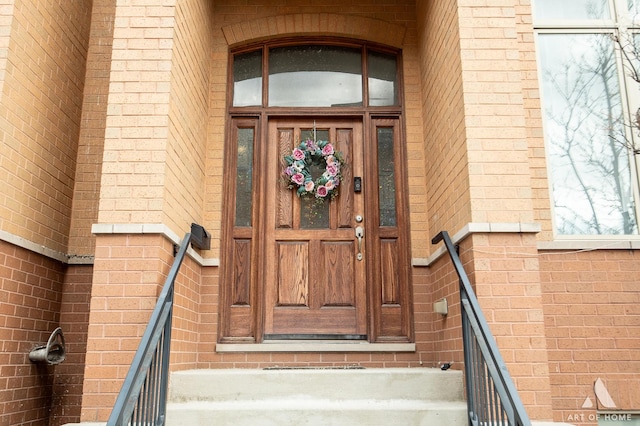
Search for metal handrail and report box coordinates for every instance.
[432,231,531,426]
[107,232,194,426]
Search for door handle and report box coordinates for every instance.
[355,226,364,261]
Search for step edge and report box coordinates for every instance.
[166,399,469,410]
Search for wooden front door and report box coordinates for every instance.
[263,118,366,338]
[219,116,413,344]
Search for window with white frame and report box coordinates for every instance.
[534,0,640,235]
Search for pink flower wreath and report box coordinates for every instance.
[283,138,345,199]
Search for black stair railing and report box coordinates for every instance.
[107,224,210,426]
[432,231,531,426]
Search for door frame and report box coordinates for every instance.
[218,112,413,344]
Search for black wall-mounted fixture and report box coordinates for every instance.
[190,223,211,251]
[29,327,66,365]
[354,176,362,193]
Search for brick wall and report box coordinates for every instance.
[0,240,64,426]
[68,0,116,256]
[196,263,219,364]
[457,1,534,225]
[98,2,179,225]
[81,234,173,421]
[424,254,464,370]
[416,0,471,239]
[468,233,553,420]
[0,0,91,254]
[540,250,640,424]
[171,252,202,370]
[97,0,216,249]
[49,265,93,426]
[215,0,417,35]
[0,2,92,424]
[0,1,14,101]
[418,0,541,237]
[164,0,214,241]
[204,16,227,258]
[515,0,553,241]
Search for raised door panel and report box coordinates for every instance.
[276,242,309,306]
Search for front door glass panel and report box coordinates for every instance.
[300,129,330,229]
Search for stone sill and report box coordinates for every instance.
[538,239,640,251]
[216,342,416,353]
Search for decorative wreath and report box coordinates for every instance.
[283,138,345,199]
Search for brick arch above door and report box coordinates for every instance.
[221,13,407,48]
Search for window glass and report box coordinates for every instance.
[538,33,637,235]
[532,0,610,21]
[368,51,398,106]
[234,128,254,226]
[299,129,330,229]
[233,50,262,107]
[268,46,362,107]
[377,127,397,227]
[628,0,640,22]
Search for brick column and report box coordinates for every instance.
[80,233,172,421]
[467,232,553,421]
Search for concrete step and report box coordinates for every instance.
[63,367,577,426]
[168,367,465,403]
[165,368,468,426]
[167,399,467,425]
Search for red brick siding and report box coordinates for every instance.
[540,250,640,424]
[81,234,171,421]
[49,265,93,426]
[0,240,64,426]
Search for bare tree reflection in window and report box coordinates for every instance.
[539,33,637,235]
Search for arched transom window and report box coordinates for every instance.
[232,43,399,108]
